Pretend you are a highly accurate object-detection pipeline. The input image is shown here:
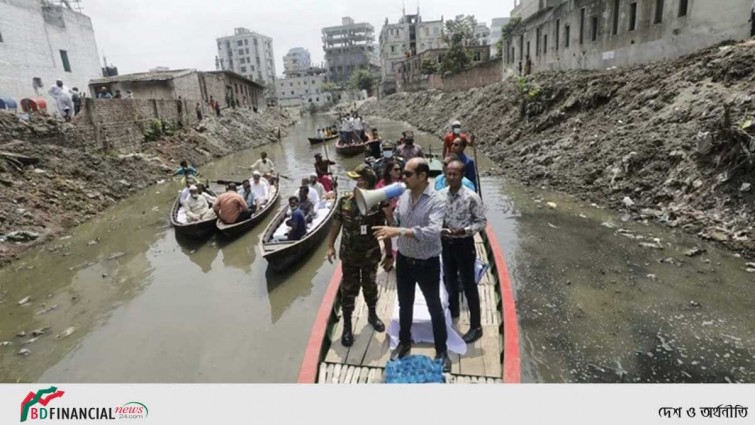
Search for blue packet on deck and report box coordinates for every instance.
[384,355,445,384]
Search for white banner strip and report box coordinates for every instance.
[0,384,753,424]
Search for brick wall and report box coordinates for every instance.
[71,98,198,152]
[438,60,502,91]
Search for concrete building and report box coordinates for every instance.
[276,67,332,108]
[283,47,312,76]
[396,45,492,92]
[379,11,446,95]
[89,69,264,110]
[322,17,380,84]
[0,0,101,105]
[491,17,512,57]
[505,0,755,73]
[475,23,491,47]
[216,27,276,97]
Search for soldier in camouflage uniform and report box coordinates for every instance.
[326,164,394,347]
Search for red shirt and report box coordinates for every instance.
[442,132,472,157]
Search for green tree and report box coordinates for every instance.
[348,69,375,94]
[420,57,439,75]
[440,15,478,74]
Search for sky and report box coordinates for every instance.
[82,0,516,78]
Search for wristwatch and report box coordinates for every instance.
[399,228,406,237]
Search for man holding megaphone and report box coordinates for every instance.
[327,164,394,348]
[372,158,452,373]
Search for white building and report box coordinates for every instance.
[0,0,101,106]
[276,68,331,108]
[216,27,276,98]
[475,23,491,47]
[283,47,311,76]
[490,17,511,57]
[379,11,445,95]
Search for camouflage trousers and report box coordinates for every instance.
[340,262,379,315]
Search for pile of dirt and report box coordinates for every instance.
[360,40,755,257]
[0,108,296,266]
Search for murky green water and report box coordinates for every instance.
[0,114,752,383]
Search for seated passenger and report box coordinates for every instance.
[285,196,307,241]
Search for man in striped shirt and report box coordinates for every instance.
[373,158,451,372]
[439,159,487,344]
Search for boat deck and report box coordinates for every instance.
[318,235,503,384]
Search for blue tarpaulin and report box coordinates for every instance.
[0,95,18,110]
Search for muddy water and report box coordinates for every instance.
[1,114,753,383]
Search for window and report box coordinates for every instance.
[678,0,688,17]
[629,2,638,31]
[238,49,244,55]
[565,25,570,48]
[391,45,396,53]
[473,51,481,61]
[654,0,664,23]
[245,48,250,54]
[316,97,319,102]
[543,35,547,54]
[433,27,439,35]
[592,17,599,41]
[612,0,620,35]
[237,40,243,46]
[241,66,247,73]
[580,8,585,44]
[244,39,249,45]
[291,91,294,95]
[555,20,560,50]
[59,50,71,72]
[312,80,316,84]
[535,27,541,56]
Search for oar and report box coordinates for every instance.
[470,134,483,203]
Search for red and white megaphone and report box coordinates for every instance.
[354,182,406,215]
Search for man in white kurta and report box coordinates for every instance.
[48,80,74,120]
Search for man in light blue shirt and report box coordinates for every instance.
[434,154,476,192]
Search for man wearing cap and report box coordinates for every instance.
[442,121,472,158]
[327,164,394,347]
[48,79,74,121]
[180,175,198,206]
[213,183,253,224]
[308,173,326,199]
[249,172,270,208]
[396,131,424,160]
[184,185,216,222]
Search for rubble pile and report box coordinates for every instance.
[0,108,296,266]
[360,40,755,256]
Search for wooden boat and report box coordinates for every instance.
[215,179,280,238]
[170,189,218,239]
[259,192,341,272]
[308,134,339,145]
[298,223,521,384]
[335,139,366,157]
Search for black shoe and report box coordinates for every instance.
[390,342,411,360]
[435,351,452,373]
[367,309,385,333]
[341,318,354,347]
[462,327,483,344]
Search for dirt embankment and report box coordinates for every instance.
[0,108,296,266]
[360,40,755,257]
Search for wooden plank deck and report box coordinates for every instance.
[319,235,503,383]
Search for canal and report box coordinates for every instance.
[0,114,753,383]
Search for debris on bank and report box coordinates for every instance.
[360,40,755,256]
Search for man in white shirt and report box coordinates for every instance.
[294,177,319,207]
[48,79,74,121]
[250,152,275,176]
[249,171,270,207]
[180,176,198,206]
[308,172,325,199]
[184,185,216,222]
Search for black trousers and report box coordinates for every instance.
[442,237,481,329]
[234,208,254,223]
[396,253,447,354]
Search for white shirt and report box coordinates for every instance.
[251,158,275,174]
[250,178,270,200]
[310,181,325,199]
[185,194,210,217]
[294,186,319,206]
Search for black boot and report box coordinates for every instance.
[367,306,385,332]
[341,315,354,347]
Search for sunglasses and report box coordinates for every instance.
[392,167,401,171]
[402,170,415,178]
